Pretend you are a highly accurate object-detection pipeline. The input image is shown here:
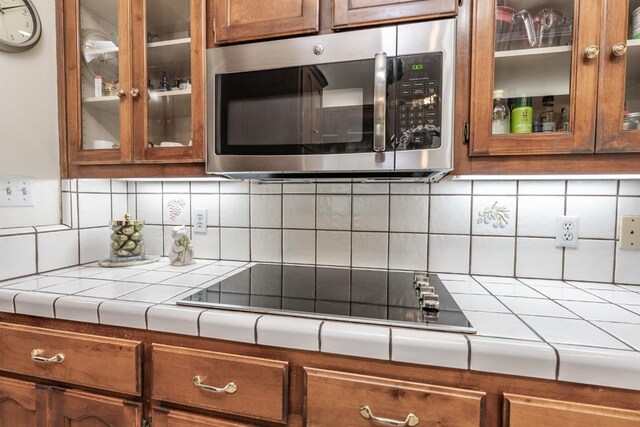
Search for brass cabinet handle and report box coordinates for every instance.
[584,45,599,59]
[359,406,419,426]
[192,375,237,394]
[116,89,126,97]
[130,88,140,97]
[612,43,627,57]
[31,349,64,364]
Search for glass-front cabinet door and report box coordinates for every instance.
[131,0,205,162]
[470,0,599,156]
[597,0,640,152]
[66,0,205,167]
[66,0,132,164]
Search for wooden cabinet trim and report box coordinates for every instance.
[51,388,142,427]
[0,322,142,396]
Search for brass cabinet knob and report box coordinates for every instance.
[612,43,627,57]
[584,45,599,59]
[130,88,140,97]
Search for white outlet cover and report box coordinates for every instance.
[193,208,208,233]
[620,216,640,250]
[555,216,579,248]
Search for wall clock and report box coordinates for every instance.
[0,0,42,52]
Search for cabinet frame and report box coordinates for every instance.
[469,0,600,157]
[61,0,206,171]
[332,0,457,29]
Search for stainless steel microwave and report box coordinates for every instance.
[206,19,455,181]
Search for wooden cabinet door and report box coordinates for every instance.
[469,0,600,157]
[504,393,640,427]
[51,388,141,427]
[596,0,640,153]
[213,0,319,44]
[0,377,49,427]
[333,0,456,29]
[152,407,257,427]
[305,367,485,426]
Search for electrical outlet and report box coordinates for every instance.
[193,209,208,233]
[555,216,579,248]
[620,216,640,250]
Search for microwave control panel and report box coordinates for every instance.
[395,53,443,150]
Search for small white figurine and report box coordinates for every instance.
[169,225,195,266]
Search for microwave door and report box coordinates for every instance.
[213,59,396,173]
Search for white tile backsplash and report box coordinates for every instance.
[37,230,79,273]
[0,234,36,281]
[2,178,639,287]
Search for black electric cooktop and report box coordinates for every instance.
[178,264,474,333]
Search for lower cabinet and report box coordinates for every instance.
[504,394,640,427]
[0,376,42,427]
[152,407,257,427]
[51,388,142,427]
[304,367,485,426]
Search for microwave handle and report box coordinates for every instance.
[373,52,387,152]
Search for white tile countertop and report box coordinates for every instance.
[1,259,639,391]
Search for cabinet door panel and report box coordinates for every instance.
[305,367,485,426]
[504,393,640,427]
[596,0,640,152]
[153,407,257,426]
[51,388,141,427]
[333,0,456,28]
[0,377,40,427]
[214,0,319,44]
[469,0,600,156]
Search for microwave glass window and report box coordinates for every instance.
[216,59,393,155]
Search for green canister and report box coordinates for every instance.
[511,96,533,134]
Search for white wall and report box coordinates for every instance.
[0,0,60,228]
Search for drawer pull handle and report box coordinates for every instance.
[31,349,64,364]
[192,375,237,394]
[359,406,419,427]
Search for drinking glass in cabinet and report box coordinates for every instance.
[79,0,121,151]
[146,0,193,148]
[492,0,574,136]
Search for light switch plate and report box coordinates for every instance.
[620,216,640,250]
[0,177,33,207]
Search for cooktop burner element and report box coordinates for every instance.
[178,264,474,333]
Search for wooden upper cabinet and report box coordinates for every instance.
[332,0,456,29]
[213,0,319,44]
[469,0,601,157]
[596,0,640,153]
[504,393,640,427]
[62,0,206,172]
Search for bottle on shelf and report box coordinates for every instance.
[159,72,170,92]
[540,95,557,132]
[560,107,569,131]
[511,96,533,134]
[492,89,510,135]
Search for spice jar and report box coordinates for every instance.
[110,213,145,262]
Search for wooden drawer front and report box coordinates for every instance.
[0,322,141,396]
[153,407,257,427]
[504,393,640,427]
[152,344,288,423]
[305,367,485,427]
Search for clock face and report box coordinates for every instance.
[0,0,41,52]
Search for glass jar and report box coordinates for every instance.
[492,89,510,135]
[110,213,145,262]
